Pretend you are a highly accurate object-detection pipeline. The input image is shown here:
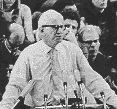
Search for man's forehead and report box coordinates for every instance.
[65,19,78,27]
[46,18,64,25]
[82,32,99,41]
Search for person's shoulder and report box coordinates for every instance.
[97,52,106,58]
[61,40,81,51]
[21,41,42,55]
[61,40,75,47]
[20,4,30,9]
[20,4,31,12]
[96,52,111,62]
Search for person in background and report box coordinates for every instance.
[1,9,117,109]
[39,0,78,13]
[76,0,117,57]
[32,11,42,31]
[32,11,42,42]
[78,25,117,99]
[0,0,35,47]
[105,56,117,94]
[0,23,25,101]
[61,7,80,46]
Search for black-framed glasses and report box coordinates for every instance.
[42,25,64,30]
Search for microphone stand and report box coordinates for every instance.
[73,90,81,108]
[100,92,108,109]
[11,79,36,109]
[63,82,68,109]
[78,81,85,109]
[44,94,48,109]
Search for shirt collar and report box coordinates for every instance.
[40,40,52,54]
[40,40,64,54]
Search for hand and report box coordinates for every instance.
[64,32,79,46]
[12,49,21,57]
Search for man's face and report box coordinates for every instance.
[65,4,77,11]
[4,0,16,8]
[92,0,108,9]
[64,19,78,35]
[42,19,65,48]
[79,34,100,60]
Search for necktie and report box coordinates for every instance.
[51,49,62,89]
[48,49,65,105]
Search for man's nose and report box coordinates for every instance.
[57,26,65,33]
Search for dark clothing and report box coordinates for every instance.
[0,39,14,65]
[0,38,20,97]
[88,52,117,97]
[76,0,117,56]
[88,52,111,79]
[0,39,11,97]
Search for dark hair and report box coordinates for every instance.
[52,0,75,13]
[32,11,42,30]
[61,8,80,29]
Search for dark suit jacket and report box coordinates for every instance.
[88,52,111,78]
[0,39,13,95]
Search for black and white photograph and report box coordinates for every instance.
[0,0,117,109]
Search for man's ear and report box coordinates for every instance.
[36,27,45,41]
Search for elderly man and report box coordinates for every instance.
[0,23,25,100]
[78,25,117,97]
[1,9,117,109]
[76,0,117,57]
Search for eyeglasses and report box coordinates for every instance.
[82,40,99,47]
[42,25,64,30]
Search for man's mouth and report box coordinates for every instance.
[89,50,98,54]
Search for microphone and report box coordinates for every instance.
[63,82,67,93]
[12,79,36,109]
[78,81,86,109]
[63,82,68,109]
[62,70,68,109]
[74,90,78,98]
[44,94,48,109]
[74,70,85,109]
[100,92,107,109]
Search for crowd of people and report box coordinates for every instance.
[0,0,117,108]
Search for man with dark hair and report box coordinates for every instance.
[61,7,80,30]
[61,7,80,46]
